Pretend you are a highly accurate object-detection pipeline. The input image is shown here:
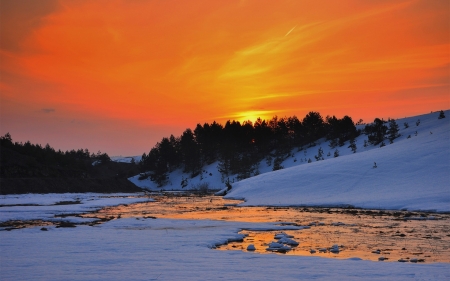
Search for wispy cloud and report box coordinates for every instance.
[285,25,297,37]
[41,108,55,113]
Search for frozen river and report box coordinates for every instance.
[1,192,449,280]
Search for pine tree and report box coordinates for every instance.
[334,149,339,157]
[388,119,400,143]
[0,132,13,146]
[266,155,273,166]
[329,138,338,149]
[303,111,325,144]
[365,118,387,145]
[272,157,284,171]
[180,129,201,175]
[348,139,357,153]
[315,147,324,161]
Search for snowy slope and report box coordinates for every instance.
[223,111,450,211]
[128,161,226,191]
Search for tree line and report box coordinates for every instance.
[0,132,111,172]
[139,112,361,186]
[1,110,411,187]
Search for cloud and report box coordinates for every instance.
[285,25,297,37]
[41,108,55,113]
[0,0,60,52]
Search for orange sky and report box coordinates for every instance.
[1,0,449,155]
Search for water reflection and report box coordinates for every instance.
[85,193,450,263]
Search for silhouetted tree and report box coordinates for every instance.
[334,149,339,157]
[287,115,304,147]
[365,118,387,145]
[348,139,357,153]
[272,157,284,171]
[325,115,358,147]
[315,147,324,161]
[303,111,325,145]
[387,119,400,143]
[180,129,201,176]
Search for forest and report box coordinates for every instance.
[139,111,373,186]
[0,132,111,175]
[0,133,140,194]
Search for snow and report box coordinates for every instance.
[128,161,226,191]
[223,111,450,211]
[111,155,141,163]
[1,218,449,280]
[0,193,153,222]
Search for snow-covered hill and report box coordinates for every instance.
[131,110,449,211]
[223,110,449,211]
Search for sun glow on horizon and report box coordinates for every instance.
[227,110,278,124]
[0,0,448,155]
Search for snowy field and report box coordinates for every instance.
[1,217,450,281]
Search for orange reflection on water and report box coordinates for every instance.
[86,194,450,263]
[218,220,450,263]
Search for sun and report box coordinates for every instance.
[235,110,274,124]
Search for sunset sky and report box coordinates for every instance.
[1,0,449,156]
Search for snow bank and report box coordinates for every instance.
[225,111,450,211]
[0,193,153,222]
